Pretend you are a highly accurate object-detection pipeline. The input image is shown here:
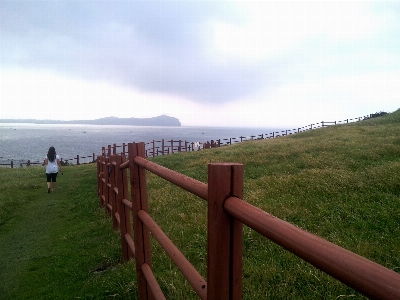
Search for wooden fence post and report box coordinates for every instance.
[129,142,154,300]
[109,155,118,230]
[115,155,133,261]
[100,155,107,207]
[76,155,80,165]
[102,157,111,215]
[162,139,165,155]
[99,154,106,206]
[97,156,101,200]
[207,163,244,300]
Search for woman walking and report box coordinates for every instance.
[43,146,62,193]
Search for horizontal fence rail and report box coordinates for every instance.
[223,196,400,300]
[97,141,400,300]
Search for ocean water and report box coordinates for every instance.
[0,123,282,166]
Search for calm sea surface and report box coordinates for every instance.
[0,123,282,165]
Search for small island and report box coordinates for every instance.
[0,115,181,126]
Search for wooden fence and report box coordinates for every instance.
[97,142,400,300]
[0,159,42,168]
[61,153,97,165]
[0,153,97,168]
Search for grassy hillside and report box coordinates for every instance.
[0,109,399,299]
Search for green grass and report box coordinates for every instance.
[1,109,400,299]
[0,165,136,299]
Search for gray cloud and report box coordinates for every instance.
[1,1,275,103]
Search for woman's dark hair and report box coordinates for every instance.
[47,146,56,162]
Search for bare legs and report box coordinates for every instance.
[46,173,58,193]
[46,181,56,192]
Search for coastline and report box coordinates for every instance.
[0,115,181,127]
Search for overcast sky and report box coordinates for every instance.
[1,1,399,127]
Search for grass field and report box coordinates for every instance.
[1,110,399,299]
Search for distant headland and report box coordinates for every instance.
[0,115,181,127]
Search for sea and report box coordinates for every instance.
[0,123,283,167]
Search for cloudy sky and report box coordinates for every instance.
[1,1,399,127]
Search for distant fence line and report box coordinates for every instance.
[103,114,374,158]
[0,153,97,169]
[0,113,383,168]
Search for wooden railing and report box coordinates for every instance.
[101,140,200,159]
[97,142,400,300]
[61,153,97,166]
[0,159,42,168]
[0,153,97,168]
